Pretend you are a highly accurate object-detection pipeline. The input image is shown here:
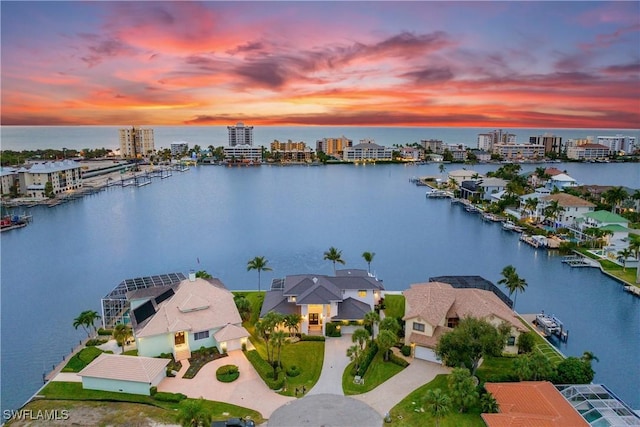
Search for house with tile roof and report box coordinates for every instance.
[260,269,384,335]
[573,210,633,254]
[536,193,596,227]
[402,281,527,363]
[78,353,169,396]
[482,381,588,426]
[131,273,249,360]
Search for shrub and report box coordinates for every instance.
[401,345,412,357]
[149,386,157,396]
[216,365,240,382]
[325,323,341,337]
[286,365,301,377]
[300,334,325,342]
[390,352,410,367]
[245,350,284,390]
[241,342,247,352]
[516,332,535,354]
[153,392,186,402]
[85,338,108,347]
[357,342,379,377]
[97,328,113,336]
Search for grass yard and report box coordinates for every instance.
[38,382,265,424]
[61,347,106,373]
[475,356,518,383]
[279,341,324,396]
[389,374,484,427]
[342,351,405,395]
[518,316,564,366]
[233,291,265,324]
[383,294,405,319]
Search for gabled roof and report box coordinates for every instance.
[133,278,241,338]
[482,382,588,427]
[259,291,300,317]
[282,273,383,297]
[79,354,169,383]
[549,173,576,183]
[582,210,628,224]
[214,323,250,342]
[297,283,342,305]
[332,298,372,320]
[541,193,595,208]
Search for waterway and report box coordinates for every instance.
[1,162,639,415]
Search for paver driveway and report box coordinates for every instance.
[307,334,352,396]
[157,350,294,419]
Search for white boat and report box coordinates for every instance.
[502,220,524,232]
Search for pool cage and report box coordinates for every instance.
[101,272,186,328]
[557,384,640,426]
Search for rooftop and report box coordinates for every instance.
[542,193,596,208]
[78,353,169,383]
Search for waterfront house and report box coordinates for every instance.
[131,272,249,360]
[573,210,631,251]
[17,160,83,198]
[447,169,482,186]
[260,269,384,335]
[536,193,596,228]
[78,353,169,396]
[342,142,393,162]
[0,167,18,196]
[482,382,589,426]
[546,173,578,191]
[459,177,508,201]
[402,280,526,363]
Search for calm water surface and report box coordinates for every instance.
[1,163,639,414]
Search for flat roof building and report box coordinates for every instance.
[227,122,254,146]
[119,126,155,159]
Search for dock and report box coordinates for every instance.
[624,286,640,298]
[533,312,569,342]
[561,255,599,268]
[520,234,547,248]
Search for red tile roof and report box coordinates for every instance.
[482,382,588,427]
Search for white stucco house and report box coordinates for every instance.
[78,353,169,395]
[260,269,384,335]
[403,281,526,363]
[536,193,596,228]
[131,274,249,360]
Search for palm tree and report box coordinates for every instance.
[283,313,302,338]
[582,351,599,365]
[425,388,451,427]
[602,186,628,213]
[617,248,633,271]
[323,247,345,274]
[543,200,564,227]
[246,256,272,292]
[498,265,528,310]
[363,311,380,341]
[270,330,287,379]
[347,344,363,373]
[175,398,211,427]
[361,251,375,273]
[73,310,101,338]
[113,323,132,354]
[352,328,370,351]
[523,197,539,220]
[377,329,397,361]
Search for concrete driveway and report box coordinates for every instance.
[352,358,450,416]
[307,334,353,396]
[158,350,294,419]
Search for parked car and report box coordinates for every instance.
[211,418,255,427]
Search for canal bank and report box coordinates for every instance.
[1,163,639,414]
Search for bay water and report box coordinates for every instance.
[1,127,639,415]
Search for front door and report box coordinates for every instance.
[174,331,186,346]
[309,313,319,325]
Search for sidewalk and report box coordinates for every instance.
[307,334,352,396]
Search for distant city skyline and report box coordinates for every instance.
[1,1,639,128]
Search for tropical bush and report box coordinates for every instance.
[401,345,412,357]
[286,365,301,377]
[153,391,187,402]
[355,342,379,377]
[516,332,535,354]
[85,338,108,347]
[300,334,325,342]
[325,323,341,337]
[216,365,240,382]
[389,352,410,368]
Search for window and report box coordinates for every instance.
[412,322,425,332]
[507,336,516,346]
[194,330,210,340]
[358,290,367,297]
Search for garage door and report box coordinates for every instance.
[414,346,441,364]
[225,339,243,351]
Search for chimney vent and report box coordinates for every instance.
[189,271,196,282]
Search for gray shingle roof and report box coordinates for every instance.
[332,298,372,320]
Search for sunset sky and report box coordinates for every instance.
[1,1,639,128]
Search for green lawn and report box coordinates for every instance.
[342,351,404,395]
[61,347,106,372]
[518,316,564,366]
[233,291,265,324]
[389,374,484,427]
[39,382,265,424]
[279,341,324,396]
[383,294,405,319]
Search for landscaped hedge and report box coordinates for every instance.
[389,352,410,368]
[97,328,113,336]
[244,350,285,390]
[216,365,240,382]
[153,391,187,402]
[400,345,412,357]
[356,342,379,377]
[286,365,301,377]
[325,323,341,337]
[300,334,325,342]
[86,338,108,347]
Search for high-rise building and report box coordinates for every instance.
[597,135,637,154]
[477,129,516,151]
[316,136,352,156]
[421,139,444,154]
[170,142,189,157]
[529,134,563,155]
[119,126,155,158]
[227,122,254,146]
